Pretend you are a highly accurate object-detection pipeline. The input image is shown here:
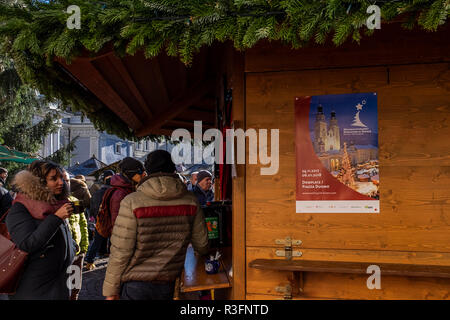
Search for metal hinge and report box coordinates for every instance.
[275,237,302,260]
[275,284,293,300]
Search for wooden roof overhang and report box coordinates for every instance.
[56,43,229,138]
[55,22,450,140]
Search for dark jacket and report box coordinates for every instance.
[5,170,75,300]
[89,182,102,196]
[70,178,91,209]
[0,186,13,216]
[103,173,209,296]
[90,184,110,219]
[192,184,214,206]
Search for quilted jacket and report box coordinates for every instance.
[103,173,209,297]
[67,195,89,254]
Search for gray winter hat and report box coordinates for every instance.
[196,170,212,184]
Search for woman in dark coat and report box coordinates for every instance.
[5,160,76,300]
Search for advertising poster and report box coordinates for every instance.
[295,92,380,213]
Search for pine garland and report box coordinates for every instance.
[0,0,448,139]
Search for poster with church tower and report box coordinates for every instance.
[295,93,379,213]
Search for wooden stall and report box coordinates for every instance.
[240,22,450,300]
[55,21,450,300]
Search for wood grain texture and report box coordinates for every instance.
[245,63,450,254]
[231,51,247,300]
[249,259,450,278]
[246,293,336,300]
[245,23,450,73]
[233,20,450,300]
[246,247,450,299]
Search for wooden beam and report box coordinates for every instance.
[176,107,216,123]
[173,111,215,126]
[179,62,188,93]
[56,58,143,130]
[148,56,170,111]
[107,54,153,118]
[135,78,215,137]
[249,259,450,279]
[163,119,215,129]
[67,44,114,61]
[142,119,216,136]
[245,23,450,73]
[151,128,176,137]
[194,97,217,110]
[231,51,246,300]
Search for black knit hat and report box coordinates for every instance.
[100,170,115,182]
[197,170,212,184]
[102,170,115,178]
[119,157,145,180]
[144,150,176,175]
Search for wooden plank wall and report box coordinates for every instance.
[242,23,450,299]
[231,50,247,300]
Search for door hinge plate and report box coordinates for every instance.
[275,237,302,260]
[275,284,292,300]
[275,237,302,246]
[275,249,302,259]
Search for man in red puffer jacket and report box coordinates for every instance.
[84,157,146,270]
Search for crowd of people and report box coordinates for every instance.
[0,150,215,300]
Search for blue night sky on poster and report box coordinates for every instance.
[309,92,378,147]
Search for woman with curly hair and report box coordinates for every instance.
[5,160,76,300]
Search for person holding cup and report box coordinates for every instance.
[5,160,77,300]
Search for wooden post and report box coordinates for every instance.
[231,50,246,300]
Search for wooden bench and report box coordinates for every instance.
[249,259,450,278]
[249,259,450,299]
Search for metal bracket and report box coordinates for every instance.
[275,237,302,260]
[275,237,302,246]
[275,249,303,259]
[275,284,292,300]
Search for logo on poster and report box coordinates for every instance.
[344,100,372,136]
[351,100,368,128]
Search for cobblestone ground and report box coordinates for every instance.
[78,257,109,300]
[77,256,201,300]
[77,256,205,300]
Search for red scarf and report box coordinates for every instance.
[13,193,69,220]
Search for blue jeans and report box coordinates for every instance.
[120,281,175,300]
[85,229,107,264]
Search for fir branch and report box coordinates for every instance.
[0,0,447,139]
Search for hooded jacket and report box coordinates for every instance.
[5,170,75,300]
[107,174,135,227]
[102,173,209,297]
[0,185,12,216]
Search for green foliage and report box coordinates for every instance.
[0,0,448,138]
[0,50,65,180]
[0,52,58,152]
